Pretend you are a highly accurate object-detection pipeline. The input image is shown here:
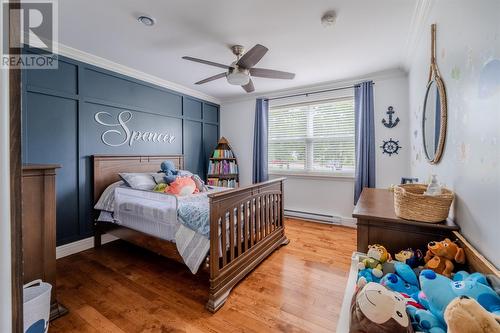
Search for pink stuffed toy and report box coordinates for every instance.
[165,177,198,196]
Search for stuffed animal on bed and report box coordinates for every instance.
[358,244,392,278]
[160,160,179,184]
[424,238,466,277]
[444,296,500,333]
[165,177,198,196]
[395,248,424,268]
[419,269,500,325]
[153,183,168,192]
[350,282,414,333]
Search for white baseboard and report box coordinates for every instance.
[56,210,357,259]
[56,234,118,259]
[285,209,357,228]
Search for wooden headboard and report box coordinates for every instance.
[92,155,184,203]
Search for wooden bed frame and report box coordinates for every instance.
[92,154,289,312]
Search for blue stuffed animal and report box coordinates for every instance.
[381,262,420,299]
[419,269,500,325]
[406,305,446,333]
[453,270,489,285]
[160,160,179,184]
[357,268,381,287]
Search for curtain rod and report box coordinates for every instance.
[265,82,374,102]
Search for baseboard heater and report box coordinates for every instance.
[284,209,342,225]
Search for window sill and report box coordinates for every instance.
[269,171,355,181]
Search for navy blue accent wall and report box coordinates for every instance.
[22,52,219,246]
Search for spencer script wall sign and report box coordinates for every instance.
[94,111,176,147]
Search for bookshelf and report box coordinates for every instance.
[207,137,239,188]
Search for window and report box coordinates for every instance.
[268,96,355,176]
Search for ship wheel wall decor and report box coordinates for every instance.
[380,138,401,156]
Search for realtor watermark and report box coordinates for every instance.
[2,0,58,69]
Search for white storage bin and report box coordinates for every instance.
[336,252,364,333]
[23,280,52,333]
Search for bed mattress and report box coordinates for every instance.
[109,186,227,274]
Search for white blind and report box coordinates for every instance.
[268,97,355,174]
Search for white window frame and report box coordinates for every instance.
[268,94,356,179]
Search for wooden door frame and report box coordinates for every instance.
[8,0,23,331]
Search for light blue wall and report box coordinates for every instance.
[22,51,219,245]
[408,0,499,267]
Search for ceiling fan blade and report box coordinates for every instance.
[250,68,295,80]
[242,79,255,93]
[237,44,268,69]
[195,72,227,85]
[182,56,230,69]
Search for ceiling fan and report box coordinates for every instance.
[182,44,295,93]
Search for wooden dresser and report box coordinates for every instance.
[353,188,460,254]
[22,164,67,320]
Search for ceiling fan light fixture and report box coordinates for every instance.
[227,69,250,86]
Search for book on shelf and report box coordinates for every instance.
[207,178,238,188]
[212,149,234,159]
[207,160,238,175]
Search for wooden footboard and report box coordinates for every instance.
[206,178,289,312]
[92,155,288,313]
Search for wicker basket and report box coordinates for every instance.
[393,184,454,223]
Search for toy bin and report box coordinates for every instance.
[336,252,398,333]
[23,280,52,333]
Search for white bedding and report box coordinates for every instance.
[110,186,228,274]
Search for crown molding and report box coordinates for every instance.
[221,67,407,105]
[404,0,434,70]
[56,42,221,105]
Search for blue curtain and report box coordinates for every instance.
[354,81,376,204]
[253,98,269,183]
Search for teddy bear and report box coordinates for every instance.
[444,296,500,333]
[350,282,414,333]
[419,269,500,324]
[423,238,465,277]
[395,248,424,268]
[358,244,392,278]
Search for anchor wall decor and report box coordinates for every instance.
[382,106,400,128]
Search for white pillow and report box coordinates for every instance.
[119,173,157,190]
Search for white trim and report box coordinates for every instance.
[285,210,357,228]
[55,42,221,105]
[270,172,355,181]
[404,0,434,69]
[221,68,407,104]
[56,234,118,259]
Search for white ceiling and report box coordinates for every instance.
[59,0,417,101]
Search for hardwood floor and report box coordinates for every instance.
[50,219,356,333]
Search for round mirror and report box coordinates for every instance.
[422,76,447,164]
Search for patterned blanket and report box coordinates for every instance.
[177,194,211,237]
